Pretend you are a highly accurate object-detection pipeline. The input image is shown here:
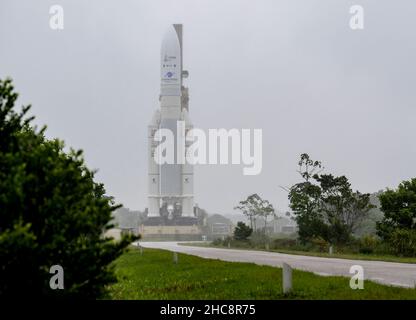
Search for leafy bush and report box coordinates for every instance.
[389,229,416,257]
[0,79,136,298]
[233,222,253,241]
[376,179,416,257]
[358,235,380,254]
[272,238,298,248]
[310,237,329,252]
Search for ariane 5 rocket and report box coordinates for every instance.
[147,24,194,221]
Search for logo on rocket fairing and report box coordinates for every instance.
[166,72,173,78]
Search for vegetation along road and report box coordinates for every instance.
[138,241,416,288]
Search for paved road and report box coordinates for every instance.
[138,241,416,288]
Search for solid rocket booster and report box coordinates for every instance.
[147,24,194,219]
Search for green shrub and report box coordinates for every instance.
[310,237,329,252]
[358,235,380,254]
[376,179,416,257]
[0,79,136,298]
[233,222,253,241]
[272,238,297,248]
[389,229,416,257]
[212,238,223,246]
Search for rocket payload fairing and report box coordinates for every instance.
[147,24,195,222]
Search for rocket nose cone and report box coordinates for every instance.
[161,25,182,96]
[161,25,181,60]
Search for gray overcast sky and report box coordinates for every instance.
[1,0,415,214]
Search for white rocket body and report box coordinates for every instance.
[148,24,194,219]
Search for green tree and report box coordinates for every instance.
[258,199,275,234]
[289,154,373,245]
[315,174,374,244]
[233,222,253,241]
[377,179,416,256]
[234,194,275,232]
[0,79,136,298]
[289,154,325,243]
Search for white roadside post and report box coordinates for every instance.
[282,263,293,294]
[329,245,333,255]
[173,252,178,264]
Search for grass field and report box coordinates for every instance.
[107,247,416,300]
[181,242,416,264]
